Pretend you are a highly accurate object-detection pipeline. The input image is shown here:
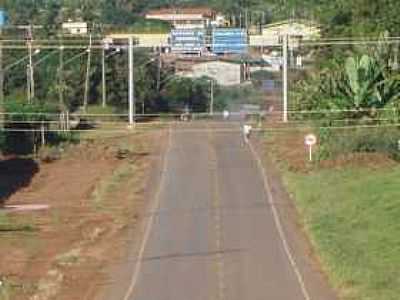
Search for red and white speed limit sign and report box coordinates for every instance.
[305,134,317,162]
[305,134,317,146]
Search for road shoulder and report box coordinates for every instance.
[250,137,338,300]
[95,128,171,300]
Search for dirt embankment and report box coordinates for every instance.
[0,130,166,300]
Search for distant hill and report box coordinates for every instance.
[2,0,400,37]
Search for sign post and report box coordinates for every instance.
[305,134,317,162]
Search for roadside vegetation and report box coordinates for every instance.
[269,25,400,300]
[265,39,400,296]
[263,127,400,300]
[284,166,400,300]
[0,213,37,232]
[0,100,73,155]
[263,26,400,300]
[289,32,400,161]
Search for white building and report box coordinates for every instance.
[62,21,88,35]
[178,61,241,86]
[250,19,321,47]
[211,14,228,27]
[146,7,216,30]
[107,33,169,48]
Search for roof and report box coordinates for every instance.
[261,19,321,38]
[146,7,215,18]
[62,22,87,28]
[264,19,321,30]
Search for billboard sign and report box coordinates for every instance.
[212,28,248,54]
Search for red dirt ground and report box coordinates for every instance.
[0,130,165,300]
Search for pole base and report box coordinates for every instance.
[127,124,136,130]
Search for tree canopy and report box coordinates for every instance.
[1,0,399,37]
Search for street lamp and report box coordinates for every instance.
[3,49,40,103]
[57,47,92,108]
[131,56,157,116]
[4,49,40,72]
[101,42,125,108]
[33,50,58,67]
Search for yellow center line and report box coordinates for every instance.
[207,124,226,300]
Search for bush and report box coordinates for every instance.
[0,100,74,155]
[38,145,62,163]
[0,132,5,153]
[318,127,400,161]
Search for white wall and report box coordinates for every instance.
[179,61,241,86]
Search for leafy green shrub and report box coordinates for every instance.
[163,77,211,113]
[214,84,265,111]
[317,127,400,161]
[292,51,400,124]
[1,100,59,155]
[82,104,123,123]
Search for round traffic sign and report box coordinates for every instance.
[305,134,317,146]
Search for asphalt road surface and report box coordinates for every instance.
[124,122,337,300]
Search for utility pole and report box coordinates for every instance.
[26,65,31,102]
[128,37,135,127]
[210,79,214,116]
[157,47,161,91]
[83,34,92,111]
[0,27,4,104]
[27,25,34,102]
[102,45,106,107]
[245,8,249,31]
[58,45,64,107]
[283,35,288,123]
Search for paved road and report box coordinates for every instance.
[126,122,336,300]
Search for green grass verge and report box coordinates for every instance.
[92,163,136,209]
[0,279,13,300]
[91,137,144,209]
[283,166,400,300]
[0,213,36,232]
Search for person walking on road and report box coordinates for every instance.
[223,110,230,120]
[242,124,252,145]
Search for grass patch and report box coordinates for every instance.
[0,213,37,232]
[283,166,400,300]
[55,248,82,267]
[318,127,400,162]
[92,164,136,209]
[91,138,142,208]
[0,279,13,300]
[263,129,400,299]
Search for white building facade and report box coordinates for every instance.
[146,7,216,30]
[62,22,88,35]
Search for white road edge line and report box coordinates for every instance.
[248,142,312,300]
[122,126,173,300]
